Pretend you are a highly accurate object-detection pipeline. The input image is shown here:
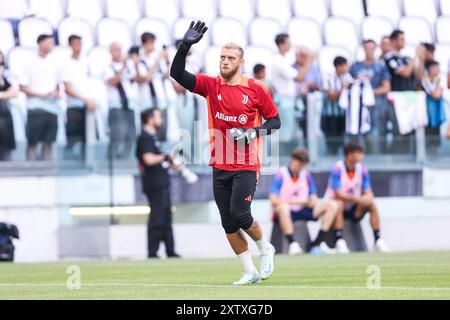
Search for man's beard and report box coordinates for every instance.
[220,66,239,80]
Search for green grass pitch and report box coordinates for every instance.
[0,251,449,300]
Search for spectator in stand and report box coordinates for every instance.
[416,42,436,82]
[253,63,271,89]
[19,34,61,161]
[422,60,447,153]
[62,35,97,159]
[103,42,139,158]
[321,56,353,154]
[350,40,391,153]
[379,36,392,61]
[0,51,19,161]
[293,46,321,97]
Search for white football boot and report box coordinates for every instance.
[374,239,391,252]
[319,241,337,255]
[336,239,350,254]
[259,243,276,280]
[233,271,261,285]
[288,241,303,255]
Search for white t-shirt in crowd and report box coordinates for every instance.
[103,60,138,109]
[62,56,91,107]
[19,53,61,114]
[323,73,354,92]
[270,52,298,97]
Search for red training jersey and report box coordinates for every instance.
[193,74,279,172]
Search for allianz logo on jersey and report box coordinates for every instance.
[215,112,248,124]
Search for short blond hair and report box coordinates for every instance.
[222,42,244,58]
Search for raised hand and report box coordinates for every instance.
[182,20,208,46]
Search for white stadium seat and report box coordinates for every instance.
[0,0,28,20]
[58,18,95,52]
[203,45,222,75]
[48,46,72,70]
[398,17,433,45]
[318,45,351,76]
[87,46,112,78]
[330,0,365,25]
[361,16,394,42]
[134,18,171,48]
[218,0,255,26]
[286,18,323,51]
[173,17,210,54]
[97,18,133,50]
[6,47,36,78]
[366,0,401,25]
[243,46,275,77]
[256,0,292,26]
[324,17,360,53]
[0,20,15,55]
[435,16,450,44]
[403,0,438,26]
[210,18,247,47]
[144,0,180,26]
[67,0,104,29]
[292,0,329,25]
[105,0,142,27]
[434,44,450,72]
[28,0,64,27]
[249,18,283,50]
[440,0,450,15]
[401,44,417,58]
[18,17,53,48]
[180,0,217,24]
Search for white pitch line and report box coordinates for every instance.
[0,283,450,292]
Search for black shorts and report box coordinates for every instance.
[26,109,58,145]
[291,208,317,222]
[213,168,258,234]
[344,205,363,221]
[66,107,86,142]
[0,103,16,151]
[108,109,135,143]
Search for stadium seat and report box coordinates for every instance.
[105,0,142,27]
[440,0,450,15]
[256,0,293,26]
[57,18,95,52]
[435,44,450,72]
[436,16,450,44]
[248,18,283,51]
[0,20,16,55]
[401,44,417,58]
[87,46,111,78]
[318,45,352,76]
[218,0,255,26]
[18,17,53,48]
[243,45,274,77]
[398,17,433,45]
[97,18,133,51]
[180,0,217,24]
[6,46,36,79]
[210,18,247,47]
[270,220,311,254]
[361,16,394,43]
[286,17,323,51]
[329,0,365,25]
[324,17,360,53]
[366,0,402,25]
[403,0,438,26]
[67,0,104,28]
[28,0,64,28]
[0,0,28,20]
[144,0,180,26]
[292,0,329,25]
[203,45,221,75]
[173,17,211,54]
[134,18,171,48]
[48,46,72,70]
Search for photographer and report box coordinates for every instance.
[136,107,180,259]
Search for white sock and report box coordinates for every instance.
[237,250,257,274]
[255,237,271,254]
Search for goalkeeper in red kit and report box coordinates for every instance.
[170,21,281,285]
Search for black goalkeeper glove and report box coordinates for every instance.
[182,20,208,46]
[230,127,257,145]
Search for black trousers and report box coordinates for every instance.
[145,186,175,257]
